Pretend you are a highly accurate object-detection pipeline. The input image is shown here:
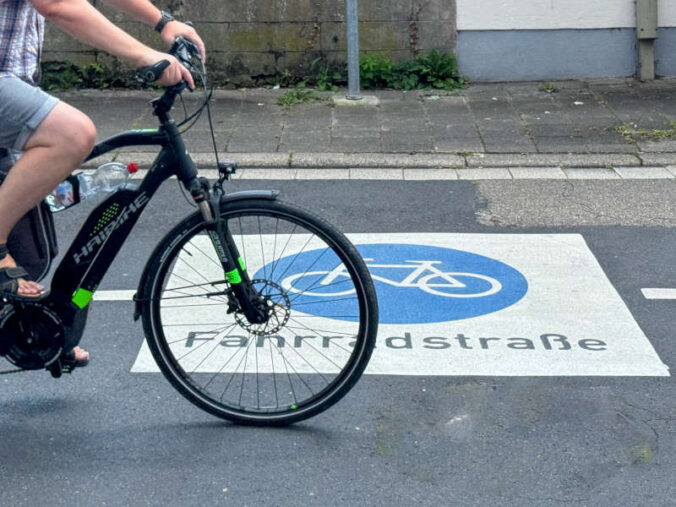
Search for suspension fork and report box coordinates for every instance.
[189,179,268,324]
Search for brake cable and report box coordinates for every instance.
[174,44,222,207]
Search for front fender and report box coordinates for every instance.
[221,190,279,203]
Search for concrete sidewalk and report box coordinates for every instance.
[57,78,676,170]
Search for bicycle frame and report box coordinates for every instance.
[44,120,196,347]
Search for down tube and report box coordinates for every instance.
[50,161,166,309]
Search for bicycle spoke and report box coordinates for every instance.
[185,237,223,271]
[258,216,267,281]
[176,256,229,303]
[269,224,298,279]
[286,277,356,305]
[186,324,239,372]
[160,302,226,309]
[291,296,358,306]
[202,332,250,391]
[268,335,329,391]
[282,325,357,337]
[269,336,279,408]
[159,279,227,293]
[291,315,359,318]
[285,316,357,359]
[274,233,317,284]
[164,270,228,303]
[220,331,256,403]
[165,323,233,344]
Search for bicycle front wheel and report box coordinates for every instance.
[140,198,378,425]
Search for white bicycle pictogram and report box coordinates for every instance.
[281,259,502,298]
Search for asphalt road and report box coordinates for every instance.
[1,179,675,506]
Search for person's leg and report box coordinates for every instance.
[0,101,96,295]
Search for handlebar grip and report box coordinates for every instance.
[136,60,171,84]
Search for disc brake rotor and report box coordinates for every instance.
[234,279,291,336]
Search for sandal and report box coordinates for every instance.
[62,347,90,369]
[0,244,45,300]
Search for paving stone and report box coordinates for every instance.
[639,153,676,166]
[637,139,676,153]
[563,168,621,179]
[295,169,350,179]
[509,167,567,179]
[403,169,458,180]
[434,139,484,153]
[467,153,640,168]
[330,136,382,152]
[350,168,404,179]
[614,167,675,179]
[240,169,297,179]
[483,137,538,154]
[457,168,512,180]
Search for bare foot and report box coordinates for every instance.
[72,346,89,363]
[0,253,43,296]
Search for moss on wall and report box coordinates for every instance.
[42,0,456,86]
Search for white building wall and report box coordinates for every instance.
[457,0,676,80]
[458,0,676,30]
[659,1,676,27]
[457,0,635,30]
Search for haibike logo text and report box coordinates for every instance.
[72,193,150,264]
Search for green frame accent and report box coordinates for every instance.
[72,288,94,309]
[238,256,246,271]
[226,269,242,285]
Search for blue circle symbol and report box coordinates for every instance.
[253,243,529,324]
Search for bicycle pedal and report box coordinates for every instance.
[48,360,64,378]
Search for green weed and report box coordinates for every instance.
[611,120,676,141]
[539,82,559,93]
[41,61,118,91]
[311,58,343,92]
[276,88,324,107]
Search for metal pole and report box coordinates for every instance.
[637,0,658,80]
[346,0,362,100]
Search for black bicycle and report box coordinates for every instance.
[0,38,378,425]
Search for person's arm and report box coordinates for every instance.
[30,0,194,88]
[101,0,206,60]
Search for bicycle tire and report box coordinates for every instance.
[139,198,378,425]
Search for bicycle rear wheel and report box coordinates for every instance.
[140,198,378,425]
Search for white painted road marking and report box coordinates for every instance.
[95,290,136,301]
[125,233,668,377]
[642,289,676,300]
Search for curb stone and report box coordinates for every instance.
[83,151,675,170]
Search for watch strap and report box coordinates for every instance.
[155,11,175,34]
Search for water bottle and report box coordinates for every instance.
[46,162,138,212]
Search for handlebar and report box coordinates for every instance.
[135,35,203,87]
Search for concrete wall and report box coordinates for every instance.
[457,0,676,81]
[41,0,676,82]
[43,0,457,84]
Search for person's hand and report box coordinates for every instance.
[160,21,206,61]
[137,50,195,89]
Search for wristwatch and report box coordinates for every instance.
[155,11,175,34]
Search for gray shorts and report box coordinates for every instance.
[0,75,58,151]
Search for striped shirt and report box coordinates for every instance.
[0,0,44,84]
